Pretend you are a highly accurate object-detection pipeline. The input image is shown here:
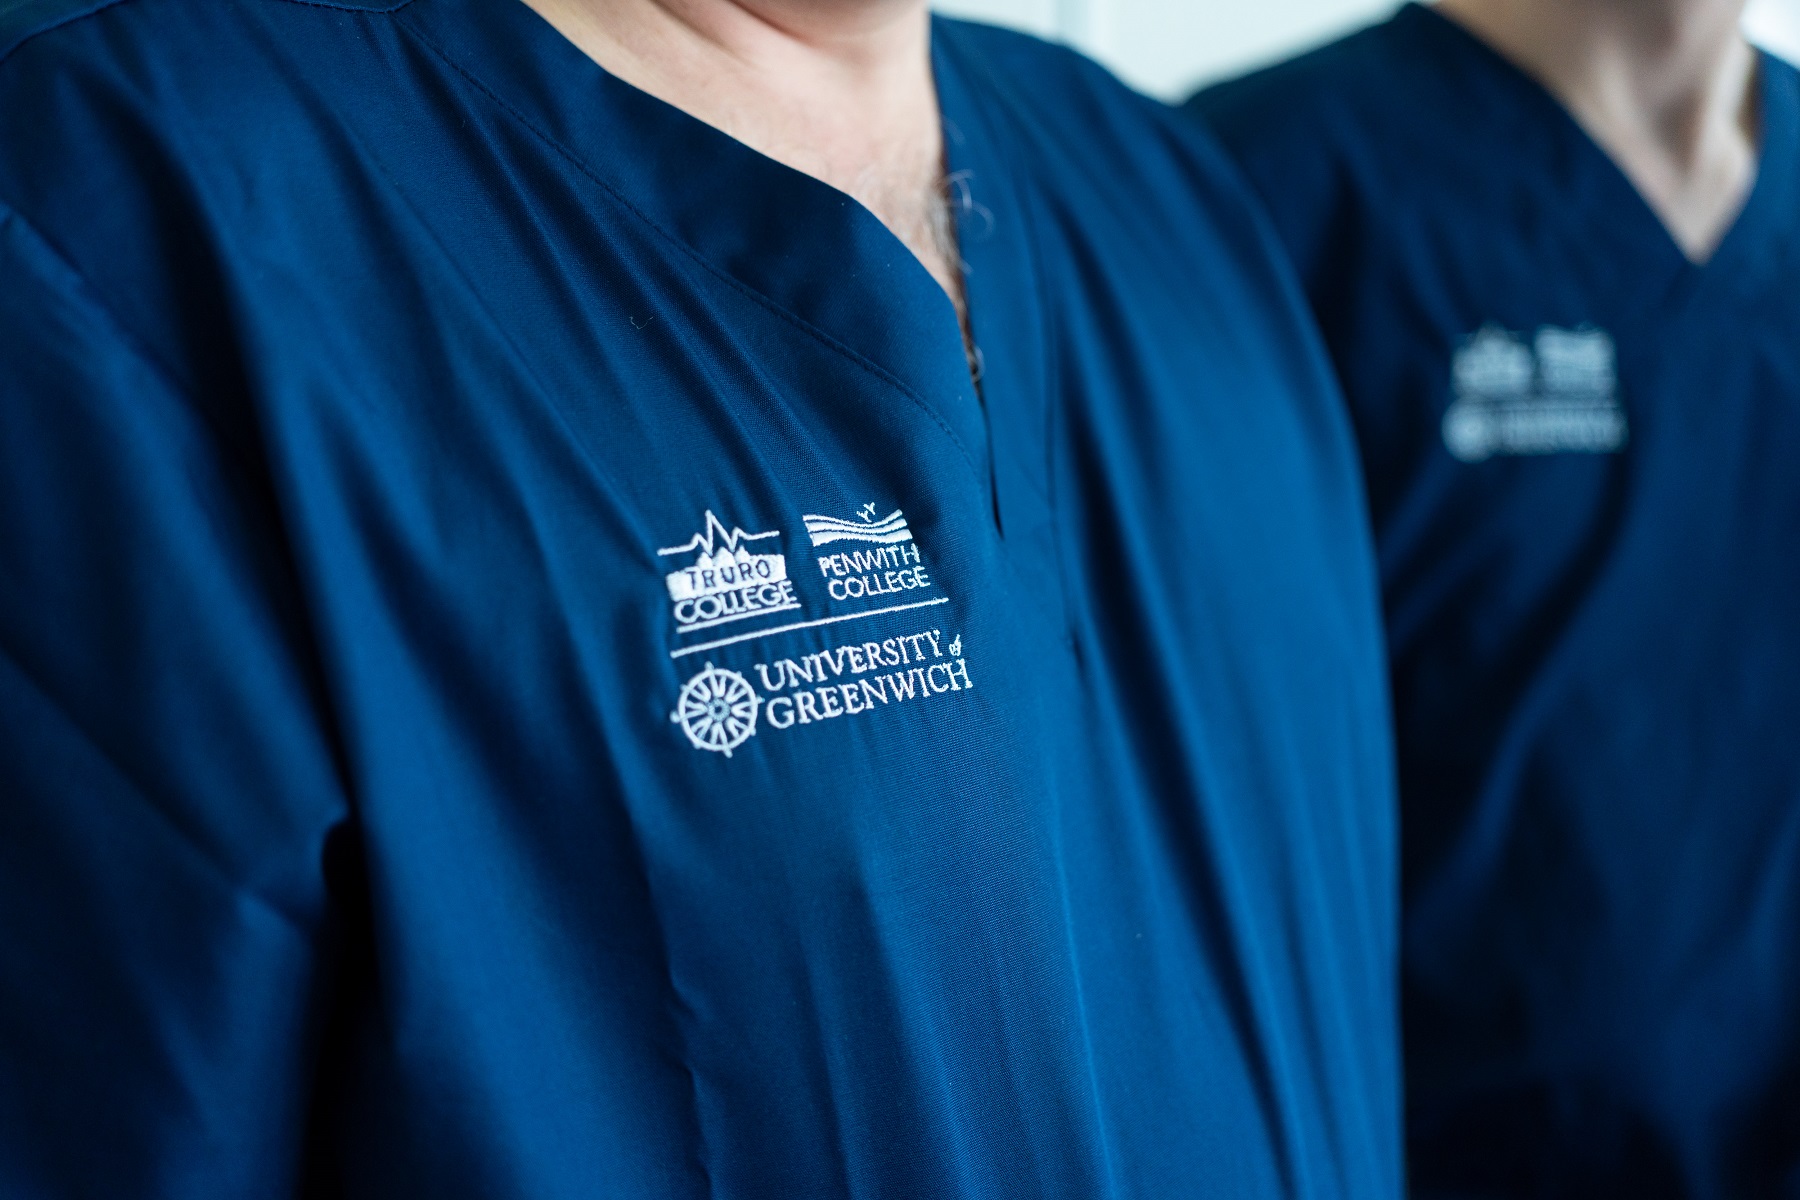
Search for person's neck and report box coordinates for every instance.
[521,0,964,309]
[1435,0,1760,262]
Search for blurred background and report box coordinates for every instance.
[929,0,1800,99]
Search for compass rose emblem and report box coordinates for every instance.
[670,663,761,756]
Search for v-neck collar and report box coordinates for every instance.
[933,23,1053,544]
[393,0,990,485]
[1399,2,1800,309]
[1713,49,1800,295]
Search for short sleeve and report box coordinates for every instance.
[0,202,349,1196]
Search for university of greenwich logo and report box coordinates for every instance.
[670,663,761,757]
[660,502,964,758]
[1442,324,1628,463]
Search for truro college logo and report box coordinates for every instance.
[658,510,801,635]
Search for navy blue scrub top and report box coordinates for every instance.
[1193,6,1800,1198]
[0,0,1401,1195]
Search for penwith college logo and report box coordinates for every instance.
[802,503,913,546]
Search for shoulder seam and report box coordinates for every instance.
[262,0,414,13]
[0,204,334,939]
[390,9,992,506]
[0,198,201,408]
[1,0,128,66]
[0,639,320,938]
[1,0,415,66]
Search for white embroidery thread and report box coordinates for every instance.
[669,663,761,757]
[1442,325,1628,463]
[658,511,800,634]
[660,503,970,756]
[802,506,914,547]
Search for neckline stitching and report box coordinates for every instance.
[392,6,991,502]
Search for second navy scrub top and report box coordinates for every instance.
[1194,6,1800,1197]
[0,0,1401,1195]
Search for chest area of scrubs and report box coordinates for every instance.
[1321,120,1800,911]
[228,0,1122,1087]
[1336,174,1800,680]
[1321,25,1800,670]
[281,150,1073,836]
[1360,245,1795,636]
[232,101,1129,1196]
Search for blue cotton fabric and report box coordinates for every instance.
[0,1,1400,1195]
[1191,6,1800,1197]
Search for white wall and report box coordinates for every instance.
[932,0,1800,99]
[1746,0,1800,63]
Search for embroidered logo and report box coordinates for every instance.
[1442,325,1628,463]
[802,503,913,546]
[806,506,932,604]
[659,501,964,758]
[658,511,801,634]
[670,663,761,756]
[671,632,973,756]
[754,628,971,731]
